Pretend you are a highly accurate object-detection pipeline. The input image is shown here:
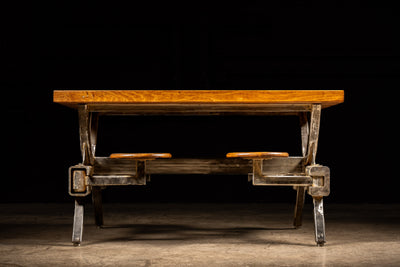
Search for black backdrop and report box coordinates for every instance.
[3,4,399,203]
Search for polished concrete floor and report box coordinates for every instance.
[0,202,399,266]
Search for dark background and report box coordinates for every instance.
[3,4,399,204]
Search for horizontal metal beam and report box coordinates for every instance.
[93,157,305,176]
[90,175,146,186]
[90,174,312,186]
[253,175,312,186]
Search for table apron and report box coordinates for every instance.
[86,103,313,115]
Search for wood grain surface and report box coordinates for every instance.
[53,90,344,108]
[226,152,289,159]
[109,153,172,160]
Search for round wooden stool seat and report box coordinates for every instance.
[110,153,172,160]
[226,152,289,159]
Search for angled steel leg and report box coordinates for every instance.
[307,165,330,246]
[78,105,96,166]
[313,197,326,246]
[302,105,329,246]
[92,187,104,227]
[306,104,321,165]
[293,186,306,228]
[72,198,84,246]
[71,106,98,246]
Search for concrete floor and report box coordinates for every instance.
[0,203,399,266]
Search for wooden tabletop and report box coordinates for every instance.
[54,90,344,115]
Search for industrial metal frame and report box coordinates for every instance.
[69,104,330,246]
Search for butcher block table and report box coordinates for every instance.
[53,90,344,246]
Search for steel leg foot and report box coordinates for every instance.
[92,187,104,227]
[293,187,306,228]
[313,197,326,246]
[72,198,84,246]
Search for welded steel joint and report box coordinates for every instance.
[306,165,330,197]
[68,164,93,197]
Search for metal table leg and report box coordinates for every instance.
[72,198,84,246]
[70,105,98,246]
[313,197,326,246]
[307,165,330,246]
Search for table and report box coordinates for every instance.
[54,90,344,246]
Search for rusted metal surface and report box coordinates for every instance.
[90,175,146,186]
[72,198,84,246]
[78,105,95,166]
[313,197,326,246]
[251,159,312,186]
[299,112,309,157]
[68,164,92,197]
[89,112,99,159]
[72,170,86,193]
[305,104,321,165]
[90,160,147,186]
[93,157,304,176]
[306,165,330,197]
[305,165,329,246]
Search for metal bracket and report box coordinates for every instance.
[89,160,147,186]
[69,164,93,197]
[252,159,313,186]
[306,165,330,197]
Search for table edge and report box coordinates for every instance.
[53,90,344,109]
